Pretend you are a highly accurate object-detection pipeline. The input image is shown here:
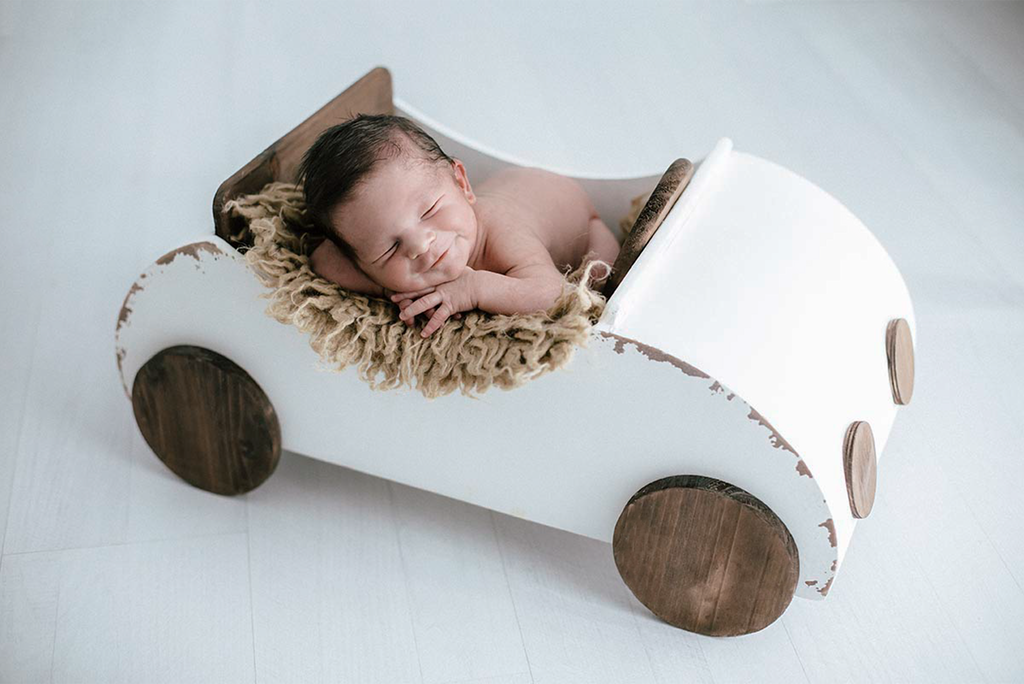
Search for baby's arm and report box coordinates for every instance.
[309,240,388,298]
[470,266,566,316]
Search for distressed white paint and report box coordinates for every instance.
[608,137,917,575]
[115,129,914,603]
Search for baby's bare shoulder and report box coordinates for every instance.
[483,167,596,240]
[475,167,600,279]
[482,167,594,213]
[483,223,557,279]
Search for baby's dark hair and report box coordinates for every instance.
[296,113,454,262]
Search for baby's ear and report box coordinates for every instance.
[451,158,475,202]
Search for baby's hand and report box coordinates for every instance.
[394,299,463,326]
[390,268,478,338]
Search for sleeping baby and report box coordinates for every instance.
[299,113,621,338]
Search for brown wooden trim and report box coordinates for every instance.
[212,66,395,247]
[613,474,799,636]
[132,345,282,495]
[601,158,694,299]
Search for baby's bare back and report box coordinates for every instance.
[473,167,597,275]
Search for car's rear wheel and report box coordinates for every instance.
[131,345,281,495]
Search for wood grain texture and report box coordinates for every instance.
[612,475,799,636]
[601,158,694,299]
[843,421,877,519]
[887,317,915,405]
[211,66,394,246]
[131,345,281,495]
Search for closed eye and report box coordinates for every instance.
[422,196,441,218]
[373,241,398,263]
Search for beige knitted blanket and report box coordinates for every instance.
[222,181,647,400]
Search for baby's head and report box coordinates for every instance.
[298,113,479,293]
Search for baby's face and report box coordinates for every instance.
[329,153,478,293]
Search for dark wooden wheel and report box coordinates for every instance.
[886,318,915,405]
[131,345,281,495]
[613,475,799,636]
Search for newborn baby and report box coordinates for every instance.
[300,114,621,338]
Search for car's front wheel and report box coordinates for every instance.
[612,474,799,636]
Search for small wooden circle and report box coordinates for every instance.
[886,318,915,405]
[613,475,799,636]
[842,421,877,518]
[132,345,281,495]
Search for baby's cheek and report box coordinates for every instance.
[382,267,409,292]
[391,274,420,293]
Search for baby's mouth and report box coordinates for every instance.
[429,244,450,270]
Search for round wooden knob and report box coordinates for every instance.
[843,421,877,518]
[132,345,281,495]
[613,475,799,636]
[886,318,915,405]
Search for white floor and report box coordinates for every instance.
[1,1,1022,682]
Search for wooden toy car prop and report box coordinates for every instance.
[115,66,917,637]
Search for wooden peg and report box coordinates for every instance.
[843,421,877,518]
[886,318,915,405]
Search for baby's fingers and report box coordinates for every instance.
[421,305,461,321]
[391,287,435,302]
[423,307,461,321]
[399,292,442,321]
[395,299,414,325]
[420,306,452,337]
[423,306,460,321]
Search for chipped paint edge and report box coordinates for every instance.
[115,240,226,400]
[598,330,839,597]
[599,331,812,479]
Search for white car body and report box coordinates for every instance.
[115,97,915,603]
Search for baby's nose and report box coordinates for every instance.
[413,232,436,259]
